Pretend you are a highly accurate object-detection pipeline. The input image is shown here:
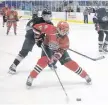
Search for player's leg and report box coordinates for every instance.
[3,15,5,27]
[8,37,35,74]
[103,31,108,52]
[41,45,57,69]
[98,31,104,52]
[26,46,52,87]
[13,21,17,35]
[6,21,12,35]
[59,51,91,84]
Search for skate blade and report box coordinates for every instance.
[86,81,92,85]
[26,85,31,89]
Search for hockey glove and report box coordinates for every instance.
[49,52,62,65]
[35,33,46,47]
[48,63,57,69]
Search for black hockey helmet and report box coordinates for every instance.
[42,8,52,15]
[41,8,52,22]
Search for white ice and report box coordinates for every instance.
[0,17,108,105]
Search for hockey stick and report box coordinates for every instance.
[19,16,22,19]
[99,29,108,31]
[68,48,105,61]
[41,44,69,103]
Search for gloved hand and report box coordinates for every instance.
[49,52,62,65]
[95,23,100,31]
[35,33,45,47]
[48,63,57,69]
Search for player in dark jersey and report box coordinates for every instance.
[8,8,53,74]
[93,8,108,52]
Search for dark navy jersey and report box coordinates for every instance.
[26,17,53,28]
[93,8,108,23]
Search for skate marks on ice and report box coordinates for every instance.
[0,73,92,104]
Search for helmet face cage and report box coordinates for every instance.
[42,14,52,22]
[57,21,69,36]
[42,9,52,22]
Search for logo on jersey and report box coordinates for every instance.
[102,16,108,21]
[49,42,59,50]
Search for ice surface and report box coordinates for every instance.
[0,17,108,105]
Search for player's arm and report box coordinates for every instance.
[57,36,69,54]
[33,24,46,47]
[26,19,34,31]
[15,11,19,21]
[93,13,99,23]
[6,11,9,20]
[50,35,70,65]
[93,13,100,31]
[1,8,4,16]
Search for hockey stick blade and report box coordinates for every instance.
[93,56,105,61]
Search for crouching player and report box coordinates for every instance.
[6,6,19,35]
[26,21,92,87]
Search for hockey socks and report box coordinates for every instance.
[13,54,24,66]
[29,56,48,78]
[9,54,24,74]
[64,60,88,78]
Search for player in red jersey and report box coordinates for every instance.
[26,21,92,87]
[1,4,10,27]
[6,6,19,35]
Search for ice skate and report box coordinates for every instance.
[6,31,9,35]
[99,44,103,53]
[103,44,108,53]
[26,76,33,89]
[8,64,16,74]
[85,75,92,85]
[14,32,17,35]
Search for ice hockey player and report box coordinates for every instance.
[93,7,108,53]
[6,6,19,35]
[26,21,92,88]
[1,4,10,27]
[8,8,53,74]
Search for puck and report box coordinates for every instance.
[76,98,81,101]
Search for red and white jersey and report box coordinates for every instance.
[2,7,10,16]
[7,10,18,21]
[33,23,69,54]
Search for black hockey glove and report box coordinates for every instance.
[35,33,45,47]
[48,63,57,69]
[48,60,57,69]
